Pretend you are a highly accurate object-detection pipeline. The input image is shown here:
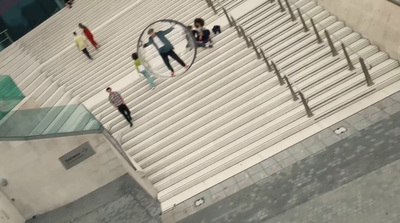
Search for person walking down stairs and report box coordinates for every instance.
[79,23,99,49]
[107,87,133,127]
[141,23,189,77]
[73,32,92,60]
[132,53,155,90]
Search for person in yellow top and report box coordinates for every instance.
[73,32,92,60]
[132,53,155,90]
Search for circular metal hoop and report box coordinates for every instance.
[136,19,198,78]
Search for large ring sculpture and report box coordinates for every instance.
[137,19,197,78]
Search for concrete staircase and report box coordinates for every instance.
[1,0,400,211]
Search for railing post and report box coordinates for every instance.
[299,91,314,117]
[249,37,261,59]
[205,0,211,7]
[260,49,273,72]
[4,31,13,43]
[271,61,285,85]
[297,8,309,32]
[239,26,251,48]
[360,57,374,86]
[277,0,285,12]
[324,29,338,56]
[342,43,355,71]
[285,0,296,21]
[222,7,233,27]
[209,0,218,14]
[284,75,299,101]
[231,17,242,37]
[311,19,322,44]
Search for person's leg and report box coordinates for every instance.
[122,104,132,120]
[202,30,211,44]
[82,48,92,59]
[88,36,98,48]
[168,50,186,67]
[141,70,155,88]
[160,52,174,72]
[118,105,131,123]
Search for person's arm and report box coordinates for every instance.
[143,38,153,48]
[109,99,117,108]
[160,27,174,35]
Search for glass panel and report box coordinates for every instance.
[0,104,103,139]
[0,75,24,121]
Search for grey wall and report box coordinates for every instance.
[0,133,127,219]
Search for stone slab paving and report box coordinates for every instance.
[26,174,162,223]
[265,158,400,223]
[168,91,400,223]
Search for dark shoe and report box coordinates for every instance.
[130,122,133,127]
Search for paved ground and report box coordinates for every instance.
[165,92,400,223]
[26,174,162,223]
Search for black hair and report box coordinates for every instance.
[132,53,138,60]
[194,18,205,28]
[73,32,77,35]
[106,87,111,91]
[78,23,87,29]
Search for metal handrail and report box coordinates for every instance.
[205,0,217,14]
[239,26,251,48]
[231,16,242,37]
[249,37,261,59]
[222,7,233,27]
[0,29,8,35]
[271,60,285,85]
[292,0,374,86]
[299,90,314,117]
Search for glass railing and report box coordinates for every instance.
[0,104,103,140]
[0,75,24,121]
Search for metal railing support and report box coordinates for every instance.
[277,0,285,12]
[311,19,322,44]
[231,17,242,37]
[271,61,285,85]
[360,57,374,86]
[222,7,233,27]
[205,0,211,7]
[284,76,299,101]
[239,26,251,48]
[249,37,261,59]
[297,8,309,32]
[324,29,338,56]
[285,0,296,21]
[299,91,314,117]
[260,49,273,72]
[4,32,13,43]
[210,1,218,14]
[342,43,355,71]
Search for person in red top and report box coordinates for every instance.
[79,23,98,49]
